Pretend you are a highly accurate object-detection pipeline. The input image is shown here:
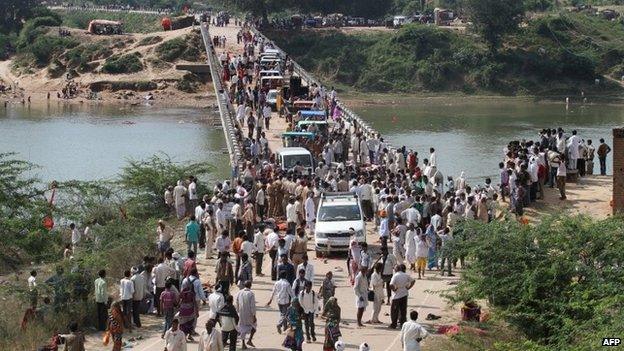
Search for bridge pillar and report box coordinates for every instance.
[614,127,624,214]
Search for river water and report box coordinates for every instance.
[1,98,621,183]
[355,97,622,183]
[0,103,230,181]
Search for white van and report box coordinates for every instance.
[314,192,366,257]
[276,147,314,175]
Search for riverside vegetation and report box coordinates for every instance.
[267,11,624,96]
[0,152,212,349]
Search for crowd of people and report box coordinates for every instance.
[23,19,615,351]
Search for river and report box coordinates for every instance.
[0,103,230,181]
[1,98,621,183]
[354,97,622,183]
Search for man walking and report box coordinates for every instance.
[266,272,295,334]
[119,270,134,330]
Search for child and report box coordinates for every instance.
[318,271,336,311]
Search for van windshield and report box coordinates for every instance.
[283,154,312,169]
[318,205,361,222]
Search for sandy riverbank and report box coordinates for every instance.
[0,26,217,109]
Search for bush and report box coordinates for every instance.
[65,42,113,71]
[101,52,143,74]
[155,37,187,62]
[137,35,163,46]
[447,216,624,349]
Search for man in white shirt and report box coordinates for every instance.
[164,319,187,351]
[286,197,297,235]
[173,181,187,220]
[119,270,134,330]
[28,270,37,291]
[401,205,421,227]
[401,310,428,351]
[297,254,315,285]
[253,228,266,276]
[208,287,225,320]
[429,148,437,167]
[266,272,295,333]
[256,184,267,220]
[265,229,280,280]
[216,230,232,254]
[130,266,146,328]
[188,177,198,210]
[299,281,319,342]
[236,103,246,126]
[389,264,415,329]
[215,202,226,235]
[262,104,271,129]
[304,192,316,233]
[198,319,223,351]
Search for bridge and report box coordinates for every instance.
[199,22,392,176]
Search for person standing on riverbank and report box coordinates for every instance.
[173,181,187,220]
[95,269,108,331]
[185,216,200,255]
[119,270,134,331]
[597,138,611,176]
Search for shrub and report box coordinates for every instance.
[447,216,624,349]
[101,52,143,74]
[155,37,187,62]
[137,35,163,46]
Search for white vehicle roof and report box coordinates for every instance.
[263,48,280,54]
[277,147,312,156]
[320,192,359,206]
[261,75,284,80]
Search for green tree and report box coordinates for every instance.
[0,0,40,33]
[463,0,524,52]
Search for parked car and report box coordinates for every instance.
[314,192,366,257]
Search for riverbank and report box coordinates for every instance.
[267,12,624,97]
[0,25,215,109]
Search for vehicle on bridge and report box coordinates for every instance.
[260,76,284,89]
[281,132,315,147]
[291,100,315,112]
[296,120,334,138]
[298,110,326,121]
[315,192,366,257]
[275,147,314,175]
[266,89,280,110]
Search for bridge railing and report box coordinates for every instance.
[200,23,244,176]
[250,28,388,147]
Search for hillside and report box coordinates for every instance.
[0,14,211,107]
[267,12,624,98]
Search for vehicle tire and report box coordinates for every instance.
[315,250,323,259]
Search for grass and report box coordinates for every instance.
[54,9,164,33]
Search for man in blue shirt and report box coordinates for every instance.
[186,215,200,255]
